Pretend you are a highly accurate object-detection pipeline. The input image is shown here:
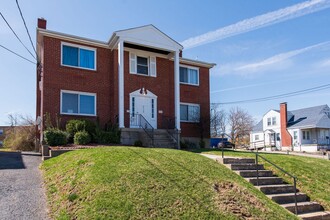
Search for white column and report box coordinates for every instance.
[118,40,125,128]
[174,50,180,130]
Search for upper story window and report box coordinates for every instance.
[61,43,96,70]
[267,118,271,126]
[272,117,276,125]
[130,52,156,77]
[180,66,199,86]
[0,129,3,135]
[180,103,200,122]
[61,90,96,116]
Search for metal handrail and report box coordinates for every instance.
[129,114,154,147]
[220,147,298,215]
[255,150,298,215]
[161,115,179,144]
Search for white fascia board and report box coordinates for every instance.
[179,58,216,68]
[37,28,109,48]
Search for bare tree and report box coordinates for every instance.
[210,104,227,137]
[228,107,254,147]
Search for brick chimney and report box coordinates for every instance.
[38,18,47,29]
[280,102,292,147]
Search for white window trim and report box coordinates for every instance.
[179,64,199,86]
[136,54,149,76]
[267,117,271,126]
[180,102,200,123]
[61,42,97,71]
[272,117,276,126]
[60,90,97,116]
[129,51,157,77]
[255,135,259,141]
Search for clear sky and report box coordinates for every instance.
[1,0,330,125]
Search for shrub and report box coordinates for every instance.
[93,129,120,144]
[180,139,197,149]
[134,140,143,147]
[74,131,91,145]
[4,126,36,151]
[199,139,205,148]
[44,129,68,146]
[66,120,96,142]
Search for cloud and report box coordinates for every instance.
[210,76,302,94]
[236,41,330,72]
[181,0,330,49]
[320,58,330,67]
[211,41,330,76]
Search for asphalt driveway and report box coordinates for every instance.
[0,151,49,220]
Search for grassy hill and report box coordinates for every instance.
[41,147,297,219]
[197,149,330,211]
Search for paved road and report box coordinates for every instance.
[0,152,49,220]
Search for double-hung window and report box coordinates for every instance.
[180,103,200,122]
[61,90,96,116]
[62,43,96,70]
[272,117,276,125]
[267,118,271,126]
[180,66,199,85]
[303,131,310,140]
[130,52,156,77]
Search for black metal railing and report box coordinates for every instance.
[161,115,179,146]
[254,149,298,215]
[129,114,154,146]
[220,146,298,215]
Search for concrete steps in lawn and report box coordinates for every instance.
[282,202,322,214]
[215,156,329,219]
[298,211,330,220]
[247,176,283,185]
[268,192,308,204]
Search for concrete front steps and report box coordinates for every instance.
[217,157,330,220]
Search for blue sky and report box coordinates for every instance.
[1,0,330,125]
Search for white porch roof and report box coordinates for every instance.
[108,25,183,52]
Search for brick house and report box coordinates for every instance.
[250,102,330,152]
[36,18,215,147]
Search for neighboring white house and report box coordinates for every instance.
[250,103,330,152]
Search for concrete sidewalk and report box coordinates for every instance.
[237,149,330,160]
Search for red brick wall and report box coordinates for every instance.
[41,37,114,129]
[39,36,210,139]
[280,103,292,147]
[180,65,210,138]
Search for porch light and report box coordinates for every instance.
[140,87,147,95]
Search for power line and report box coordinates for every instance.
[15,0,37,58]
[0,11,36,60]
[214,83,330,105]
[0,44,36,64]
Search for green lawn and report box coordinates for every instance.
[195,149,330,211]
[41,147,297,220]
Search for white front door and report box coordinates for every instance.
[130,90,157,129]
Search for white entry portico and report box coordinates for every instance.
[129,89,157,128]
[109,25,183,130]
